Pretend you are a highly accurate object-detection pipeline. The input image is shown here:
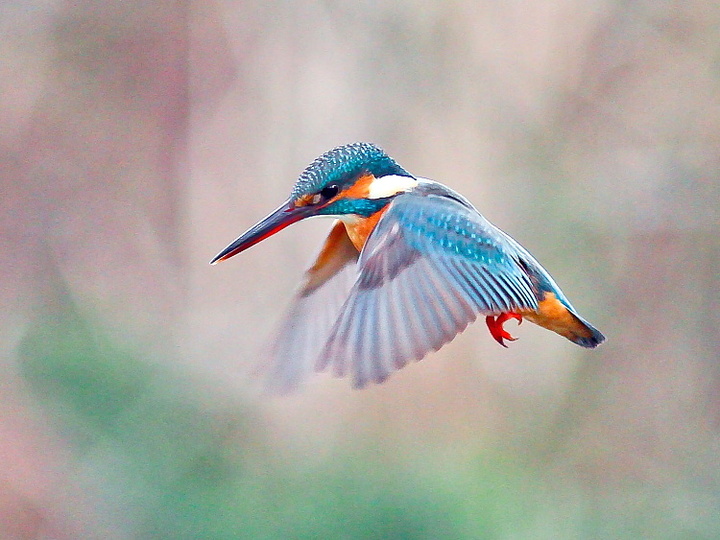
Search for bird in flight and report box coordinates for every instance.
[211,143,605,392]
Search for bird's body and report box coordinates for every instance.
[212,143,605,392]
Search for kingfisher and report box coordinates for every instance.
[211,143,605,392]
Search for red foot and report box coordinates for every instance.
[485,312,523,347]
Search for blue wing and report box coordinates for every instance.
[319,191,539,388]
[259,221,359,394]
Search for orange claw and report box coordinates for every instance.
[485,312,523,347]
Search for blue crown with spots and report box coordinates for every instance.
[291,143,412,198]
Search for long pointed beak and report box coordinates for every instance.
[210,199,312,264]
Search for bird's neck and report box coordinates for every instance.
[340,207,389,252]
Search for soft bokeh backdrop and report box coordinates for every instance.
[2,1,719,538]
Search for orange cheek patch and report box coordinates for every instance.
[296,174,376,208]
[333,174,375,202]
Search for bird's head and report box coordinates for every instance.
[211,143,417,264]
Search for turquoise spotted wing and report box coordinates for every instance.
[260,221,359,394]
[319,192,540,389]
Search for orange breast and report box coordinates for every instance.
[343,206,388,252]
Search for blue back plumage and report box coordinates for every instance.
[291,143,411,197]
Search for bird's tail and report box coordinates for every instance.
[566,311,606,348]
[522,291,605,348]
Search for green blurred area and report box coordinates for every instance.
[17,308,718,539]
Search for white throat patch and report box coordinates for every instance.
[367,175,418,199]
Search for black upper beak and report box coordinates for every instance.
[210,199,313,264]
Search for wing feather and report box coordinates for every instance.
[422,259,469,343]
[409,264,442,354]
[259,221,358,394]
[386,275,412,370]
[320,192,539,388]
[443,258,488,311]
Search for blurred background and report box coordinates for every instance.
[2,0,719,538]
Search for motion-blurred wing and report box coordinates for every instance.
[260,221,358,393]
[319,192,539,388]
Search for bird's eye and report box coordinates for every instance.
[319,184,339,200]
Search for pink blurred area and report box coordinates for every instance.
[1,0,719,536]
